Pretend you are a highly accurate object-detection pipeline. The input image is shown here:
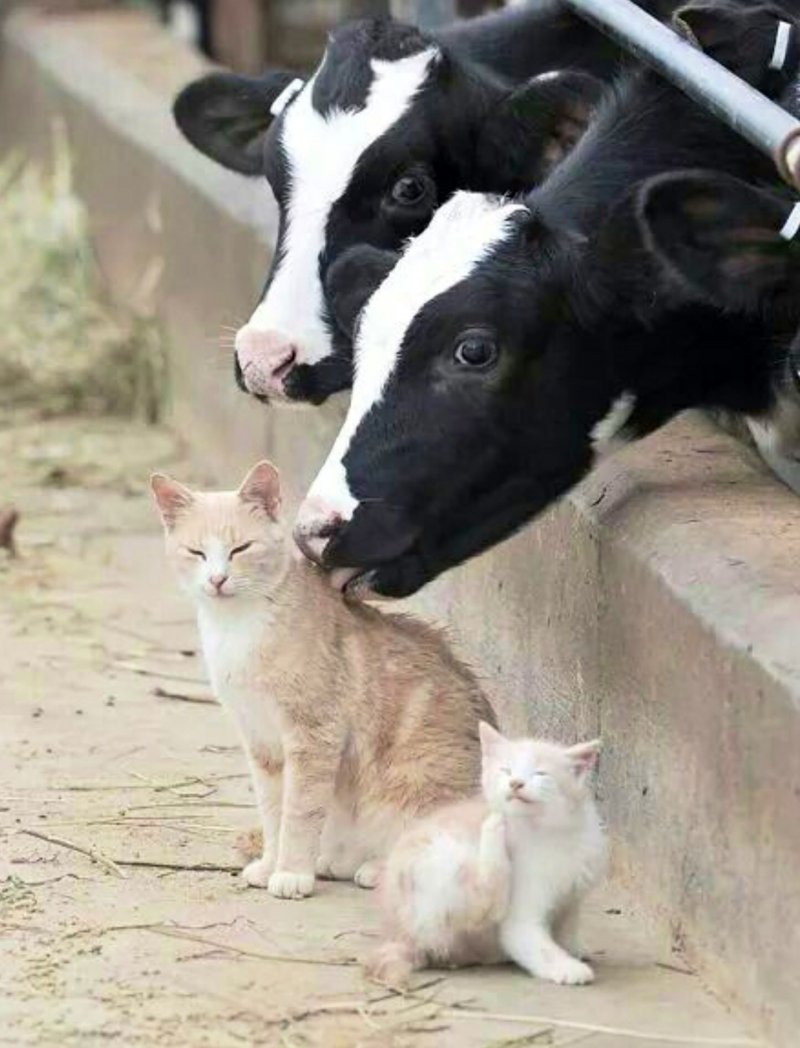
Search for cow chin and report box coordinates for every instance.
[321,503,422,597]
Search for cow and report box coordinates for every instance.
[172,2,676,405]
[640,169,800,492]
[292,1,798,598]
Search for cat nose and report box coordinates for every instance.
[209,573,228,591]
[509,778,525,792]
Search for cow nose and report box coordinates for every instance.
[234,327,298,398]
[293,497,344,565]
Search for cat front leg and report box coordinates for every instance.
[500,920,594,985]
[241,748,283,888]
[269,738,338,900]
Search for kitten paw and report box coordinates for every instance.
[354,860,381,889]
[268,870,315,900]
[538,956,594,985]
[241,856,274,888]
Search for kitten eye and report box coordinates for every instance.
[186,547,206,560]
[230,542,253,557]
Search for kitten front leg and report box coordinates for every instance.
[241,750,283,888]
[501,921,594,985]
[552,899,583,958]
[474,812,511,923]
[269,740,338,900]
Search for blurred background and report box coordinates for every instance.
[7,0,510,73]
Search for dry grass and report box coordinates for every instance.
[0,142,166,421]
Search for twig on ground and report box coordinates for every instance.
[153,685,216,705]
[438,1009,764,1046]
[113,859,240,873]
[0,506,19,557]
[144,925,359,968]
[112,660,206,685]
[18,828,125,878]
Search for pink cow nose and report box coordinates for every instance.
[293,497,344,566]
[235,327,298,398]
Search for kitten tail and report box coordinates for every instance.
[236,827,263,863]
[365,941,416,989]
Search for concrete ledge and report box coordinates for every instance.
[2,10,799,1044]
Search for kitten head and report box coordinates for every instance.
[479,723,600,828]
[150,460,288,605]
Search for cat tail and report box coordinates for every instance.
[364,941,416,989]
[235,826,262,863]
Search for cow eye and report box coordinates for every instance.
[392,175,426,204]
[230,542,253,557]
[453,331,498,370]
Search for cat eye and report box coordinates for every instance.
[230,542,253,557]
[186,547,206,560]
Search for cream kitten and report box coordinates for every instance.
[369,723,606,986]
[150,461,497,901]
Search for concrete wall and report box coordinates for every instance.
[2,10,799,1043]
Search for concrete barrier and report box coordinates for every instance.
[2,9,799,1043]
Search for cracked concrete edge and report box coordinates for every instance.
[1,9,798,1045]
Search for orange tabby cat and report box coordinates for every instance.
[151,461,497,900]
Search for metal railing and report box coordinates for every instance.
[562,0,800,189]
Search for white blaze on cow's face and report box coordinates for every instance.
[235,48,439,397]
[301,191,527,529]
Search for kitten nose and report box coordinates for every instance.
[509,778,524,792]
[209,573,228,591]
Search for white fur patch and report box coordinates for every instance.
[591,391,636,456]
[307,192,525,517]
[246,48,438,366]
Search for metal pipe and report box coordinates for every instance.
[561,0,800,189]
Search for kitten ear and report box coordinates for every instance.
[150,473,195,530]
[238,460,281,519]
[479,721,506,757]
[566,739,602,779]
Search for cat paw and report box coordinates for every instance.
[241,856,274,888]
[268,870,315,900]
[538,956,594,985]
[316,855,357,880]
[354,860,381,889]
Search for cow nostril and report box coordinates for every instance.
[293,511,344,566]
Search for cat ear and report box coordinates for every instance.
[150,473,195,530]
[566,739,602,779]
[479,721,506,758]
[238,460,281,519]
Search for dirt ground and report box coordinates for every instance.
[0,410,764,1048]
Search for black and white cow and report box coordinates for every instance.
[640,169,800,491]
[293,2,797,597]
[173,2,674,404]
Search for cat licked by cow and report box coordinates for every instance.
[157,0,800,988]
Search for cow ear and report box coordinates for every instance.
[324,246,399,339]
[173,70,302,175]
[674,1,799,93]
[475,70,604,191]
[638,170,800,311]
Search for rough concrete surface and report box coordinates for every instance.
[0,408,762,1048]
[1,10,799,1045]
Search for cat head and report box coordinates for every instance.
[479,723,600,827]
[150,460,288,605]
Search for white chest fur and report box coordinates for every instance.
[197,605,283,760]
